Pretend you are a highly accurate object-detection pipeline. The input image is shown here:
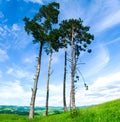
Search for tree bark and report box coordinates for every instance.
[71,25,76,110]
[29,42,43,119]
[63,43,67,111]
[45,49,52,116]
[69,90,71,111]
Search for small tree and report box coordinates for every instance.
[23,2,59,119]
[59,19,94,110]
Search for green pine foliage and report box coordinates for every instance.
[0,99,120,122]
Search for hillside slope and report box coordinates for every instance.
[0,99,120,122]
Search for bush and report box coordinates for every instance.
[70,109,79,118]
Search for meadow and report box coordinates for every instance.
[0,99,120,122]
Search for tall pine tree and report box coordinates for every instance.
[59,19,94,110]
[23,2,60,119]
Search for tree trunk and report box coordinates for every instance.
[69,90,71,111]
[29,42,43,119]
[45,50,53,116]
[63,43,67,111]
[71,25,76,110]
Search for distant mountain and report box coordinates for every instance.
[0,105,64,115]
[0,105,89,115]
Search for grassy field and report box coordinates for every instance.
[0,99,120,122]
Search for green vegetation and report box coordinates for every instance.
[0,106,63,115]
[0,99,120,122]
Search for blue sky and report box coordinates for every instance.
[0,0,120,107]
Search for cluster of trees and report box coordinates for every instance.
[23,2,94,120]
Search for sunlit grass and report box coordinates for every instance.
[0,99,120,122]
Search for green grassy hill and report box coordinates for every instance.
[0,99,120,122]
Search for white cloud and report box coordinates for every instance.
[35,96,46,106]
[0,80,24,99]
[49,84,62,94]
[75,72,120,106]
[12,24,20,31]
[6,66,33,80]
[91,72,120,88]
[49,95,63,106]
[0,48,9,62]
[35,71,120,107]
[49,83,71,106]
[24,0,43,4]
[0,80,31,105]
[0,71,119,106]
[35,83,66,106]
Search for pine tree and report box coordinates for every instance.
[23,2,60,119]
[59,19,94,110]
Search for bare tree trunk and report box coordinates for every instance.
[71,25,76,110]
[69,90,71,111]
[45,50,52,116]
[29,42,43,119]
[63,43,67,111]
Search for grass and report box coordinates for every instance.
[0,98,120,122]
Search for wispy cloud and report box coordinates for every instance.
[102,37,120,47]
[96,10,120,32]
[6,65,33,80]
[12,24,20,31]
[0,48,9,62]
[0,25,11,40]
[6,68,13,74]
[0,23,31,50]
[83,44,110,78]
[92,0,120,32]
[57,0,84,20]
[24,0,43,4]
